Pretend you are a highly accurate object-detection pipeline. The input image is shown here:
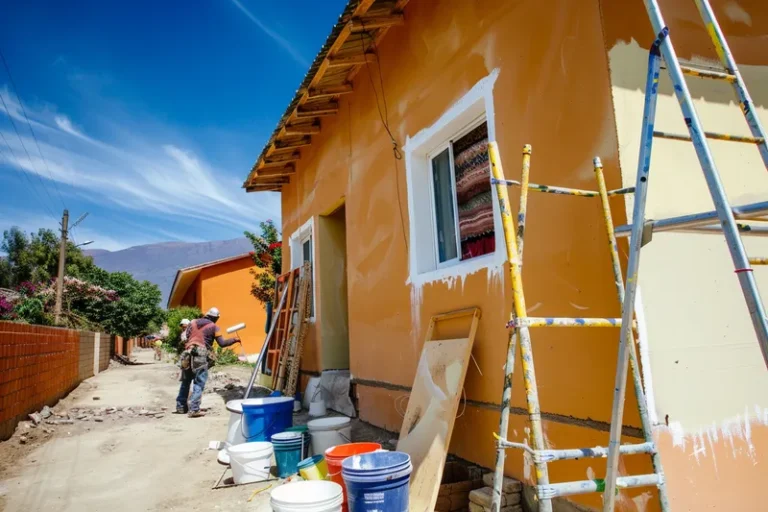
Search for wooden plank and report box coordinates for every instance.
[327,52,376,67]
[284,123,320,135]
[308,83,354,99]
[257,164,296,177]
[246,184,282,192]
[352,0,377,16]
[259,152,301,169]
[350,14,404,32]
[296,104,339,117]
[252,176,290,185]
[274,137,311,150]
[397,309,480,512]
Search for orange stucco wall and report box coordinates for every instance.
[273,0,767,510]
[184,256,268,356]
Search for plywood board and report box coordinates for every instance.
[397,336,476,512]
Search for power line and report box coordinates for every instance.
[0,48,66,209]
[0,129,59,222]
[0,92,61,213]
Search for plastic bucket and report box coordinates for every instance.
[309,399,327,417]
[298,454,329,480]
[241,397,293,441]
[325,443,381,511]
[270,481,343,512]
[227,442,273,484]
[341,451,412,512]
[225,398,269,446]
[308,417,352,456]
[272,432,310,477]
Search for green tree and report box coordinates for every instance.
[165,306,202,352]
[245,220,282,307]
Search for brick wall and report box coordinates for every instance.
[0,322,81,440]
[78,331,96,381]
[99,333,111,372]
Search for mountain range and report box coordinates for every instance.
[86,238,253,307]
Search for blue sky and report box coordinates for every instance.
[0,0,345,251]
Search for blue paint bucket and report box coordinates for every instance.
[241,397,294,442]
[341,451,412,512]
[272,431,310,477]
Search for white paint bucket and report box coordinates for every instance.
[225,398,268,447]
[270,480,343,512]
[307,416,352,456]
[309,399,327,417]
[227,442,273,484]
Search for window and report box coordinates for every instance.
[429,121,495,266]
[403,68,504,286]
[289,218,315,320]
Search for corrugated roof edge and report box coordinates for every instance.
[242,0,359,188]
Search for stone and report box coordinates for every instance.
[48,419,74,425]
[482,473,523,494]
[40,406,52,419]
[161,407,168,411]
[106,407,117,414]
[94,417,104,423]
[28,412,42,425]
[154,414,164,419]
[93,396,101,401]
[42,428,53,434]
[76,414,89,420]
[139,409,149,416]
[469,487,521,508]
[19,435,27,444]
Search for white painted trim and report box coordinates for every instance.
[634,287,658,425]
[289,217,316,322]
[403,68,505,290]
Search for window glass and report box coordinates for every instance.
[452,122,495,260]
[431,148,459,263]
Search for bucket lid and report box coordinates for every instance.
[341,450,411,472]
[285,425,309,433]
[270,481,343,506]
[225,398,269,413]
[241,396,294,410]
[271,431,303,442]
[227,442,274,455]
[307,416,351,432]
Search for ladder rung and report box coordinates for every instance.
[680,64,736,82]
[491,178,635,198]
[510,317,634,328]
[537,474,663,499]
[497,437,655,462]
[653,130,764,144]
[615,200,768,237]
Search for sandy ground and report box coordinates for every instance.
[0,349,393,512]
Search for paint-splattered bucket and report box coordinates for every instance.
[325,443,381,512]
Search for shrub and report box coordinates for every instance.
[165,306,202,352]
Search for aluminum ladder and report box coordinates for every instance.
[488,144,668,512]
[603,0,768,509]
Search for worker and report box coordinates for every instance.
[175,307,240,417]
[179,318,191,342]
[153,337,163,361]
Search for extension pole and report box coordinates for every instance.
[54,209,69,325]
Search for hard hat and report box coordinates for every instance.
[205,307,220,319]
[180,319,190,326]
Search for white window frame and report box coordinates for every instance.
[404,68,505,288]
[289,217,316,322]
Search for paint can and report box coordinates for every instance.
[270,481,344,512]
[341,451,412,512]
[241,397,293,442]
[325,443,382,512]
[227,442,273,484]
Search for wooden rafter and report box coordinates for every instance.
[284,123,320,135]
[257,164,296,177]
[350,14,404,32]
[247,0,412,192]
[275,137,312,150]
[308,83,354,99]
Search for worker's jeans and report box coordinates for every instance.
[176,367,208,412]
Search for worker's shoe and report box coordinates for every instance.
[175,406,187,414]
[188,410,205,418]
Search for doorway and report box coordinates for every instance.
[318,204,350,369]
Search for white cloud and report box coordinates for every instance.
[0,89,280,236]
[230,0,310,69]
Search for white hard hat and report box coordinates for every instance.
[180,319,190,326]
[205,307,220,318]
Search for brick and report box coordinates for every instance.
[468,503,522,512]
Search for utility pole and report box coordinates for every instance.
[54,209,69,325]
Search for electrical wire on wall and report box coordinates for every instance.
[359,25,408,252]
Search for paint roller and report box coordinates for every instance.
[225,322,252,362]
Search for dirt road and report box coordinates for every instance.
[0,349,273,511]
